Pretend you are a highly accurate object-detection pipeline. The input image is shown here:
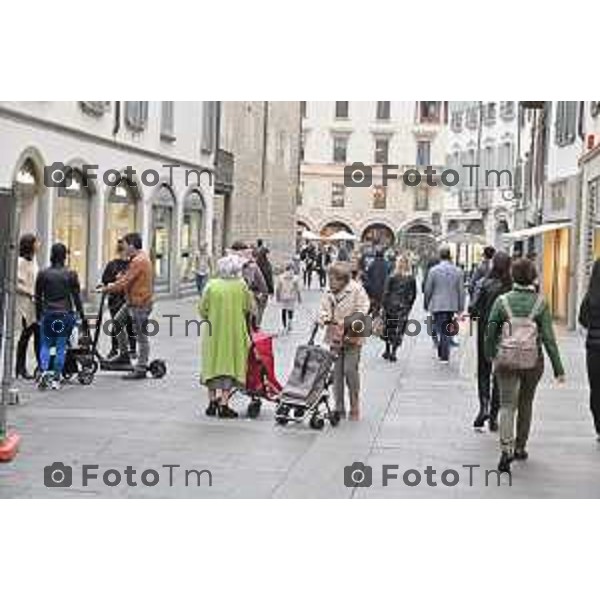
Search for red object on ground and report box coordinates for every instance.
[246,330,282,398]
[0,431,20,462]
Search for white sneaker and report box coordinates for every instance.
[50,378,61,391]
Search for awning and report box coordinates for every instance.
[502,221,572,241]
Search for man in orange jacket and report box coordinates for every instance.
[102,232,154,380]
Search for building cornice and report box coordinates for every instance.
[0,106,214,172]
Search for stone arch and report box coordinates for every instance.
[361,222,395,246]
[11,146,49,256]
[319,219,355,238]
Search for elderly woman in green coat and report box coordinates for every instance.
[199,254,255,418]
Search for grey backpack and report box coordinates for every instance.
[495,295,544,371]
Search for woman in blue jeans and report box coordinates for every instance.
[35,243,85,389]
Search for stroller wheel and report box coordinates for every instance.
[78,370,95,386]
[330,410,341,427]
[149,360,167,379]
[275,404,289,425]
[90,358,100,374]
[293,407,305,419]
[309,413,325,430]
[247,400,261,419]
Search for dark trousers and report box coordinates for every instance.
[477,324,500,417]
[281,309,294,328]
[16,318,40,375]
[586,348,600,435]
[318,269,326,289]
[108,301,136,355]
[433,311,455,361]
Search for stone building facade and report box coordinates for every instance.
[298,101,448,255]
[213,101,301,265]
[0,101,216,297]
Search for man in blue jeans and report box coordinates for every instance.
[424,247,465,364]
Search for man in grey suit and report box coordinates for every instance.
[424,247,465,363]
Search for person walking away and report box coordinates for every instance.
[381,256,416,362]
[102,232,154,380]
[255,239,274,296]
[199,254,254,419]
[424,247,465,364]
[337,243,350,262]
[15,233,40,379]
[35,243,86,389]
[101,239,136,360]
[193,242,213,296]
[578,258,600,441]
[365,249,388,316]
[315,247,327,289]
[485,258,565,473]
[304,243,317,289]
[468,251,512,430]
[231,241,268,327]
[276,262,302,333]
[319,262,370,420]
[469,246,495,297]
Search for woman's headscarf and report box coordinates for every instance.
[217,254,245,279]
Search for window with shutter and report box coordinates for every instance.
[125,101,149,132]
[201,101,217,153]
[376,101,390,120]
[161,101,175,141]
[80,101,110,116]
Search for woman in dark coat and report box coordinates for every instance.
[469,251,512,431]
[366,249,389,316]
[578,259,600,441]
[381,256,416,362]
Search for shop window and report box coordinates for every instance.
[152,186,176,289]
[104,180,138,263]
[54,169,91,290]
[180,191,205,284]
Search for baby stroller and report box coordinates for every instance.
[38,319,97,390]
[234,329,282,418]
[274,323,341,430]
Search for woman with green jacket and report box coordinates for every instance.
[199,254,254,419]
[485,258,565,474]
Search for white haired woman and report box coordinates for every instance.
[199,254,254,418]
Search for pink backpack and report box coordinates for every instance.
[494,295,544,371]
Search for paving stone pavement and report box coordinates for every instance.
[1,286,599,498]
